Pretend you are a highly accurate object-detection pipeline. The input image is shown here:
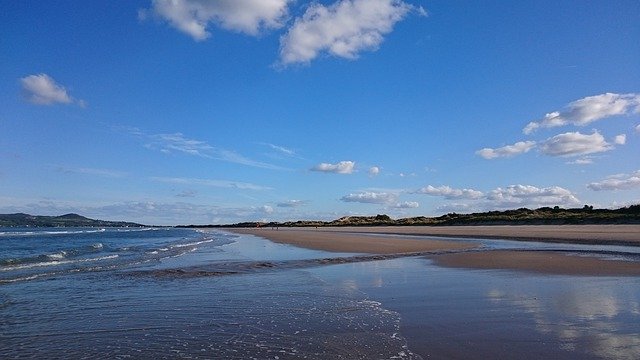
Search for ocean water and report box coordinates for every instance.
[0,228,417,359]
[1,227,640,359]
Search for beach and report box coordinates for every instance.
[2,226,640,359]
[231,226,640,276]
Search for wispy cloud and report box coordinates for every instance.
[125,128,284,170]
[279,0,425,65]
[262,142,296,156]
[476,141,536,159]
[143,0,292,41]
[277,199,307,207]
[523,93,640,134]
[146,132,214,157]
[56,166,127,178]
[311,161,355,174]
[20,73,85,107]
[587,170,640,191]
[151,176,271,191]
[415,185,484,199]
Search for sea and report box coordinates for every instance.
[1,227,640,359]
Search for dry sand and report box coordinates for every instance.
[229,226,640,276]
[311,225,640,246]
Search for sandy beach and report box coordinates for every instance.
[230,228,477,253]
[230,226,640,276]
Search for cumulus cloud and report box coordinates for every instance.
[539,131,613,157]
[415,185,484,199]
[587,170,640,191]
[341,191,396,204]
[145,0,292,41]
[277,199,307,207]
[368,166,380,177]
[311,161,355,174]
[523,93,640,134]
[476,141,536,159]
[486,185,580,208]
[20,73,84,106]
[151,176,270,190]
[279,0,424,65]
[614,134,626,145]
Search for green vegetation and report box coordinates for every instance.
[0,213,144,228]
[183,205,640,228]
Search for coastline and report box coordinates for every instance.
[228,226,640,276]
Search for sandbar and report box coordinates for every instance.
[228,226,640,276]
[229,228,476,254]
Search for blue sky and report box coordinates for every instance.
[1,0,639,225]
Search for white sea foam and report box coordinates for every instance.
[171,239,214,248]
[0,254,119,271]
[47,251,67,260]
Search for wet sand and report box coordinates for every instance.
[230,226,640,276]
[431,250,640,276]
[230,228,477,254]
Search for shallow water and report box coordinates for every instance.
[0,228,417,359]
[1,227,639,359]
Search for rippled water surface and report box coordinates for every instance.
[1,227,639,359]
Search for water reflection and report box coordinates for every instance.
[486,283,640,360]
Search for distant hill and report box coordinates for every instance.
[0,213,145,228]
[182,205,640,228]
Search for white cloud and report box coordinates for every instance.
[614,134,627,145]
[20,73,84,106]
[587,170,640,191]
[261,205,274,214]
[539,131,613,157]
[277,199,306,207]
[341,191,396,204]
[391,201,419,209]
[279,0,423,65]
[636,124,640,133]
[311,160,355,174]
[151,176,271,191]
[476,141,536,159]
[523,93,640,134]
[368,166,380,176]
[146,0,292,41]
[415,185,484,200]
[486,185,580,208]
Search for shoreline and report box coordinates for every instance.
[227,226,640,276]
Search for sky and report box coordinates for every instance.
[1,0,639,225]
